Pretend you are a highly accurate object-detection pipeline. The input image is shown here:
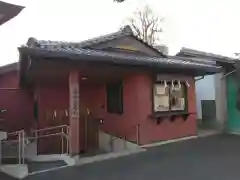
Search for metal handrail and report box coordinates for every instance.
[31,125,70,155]
[1,139,19,144]
[32,124,69,133]
[1,125,70,165]
[27,133,63,140]
[1,130,25,164]
[8,130,24,136]
[2,130,25,143]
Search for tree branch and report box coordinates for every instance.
[125,5,163,45]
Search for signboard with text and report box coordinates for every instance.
[69,72,79,119]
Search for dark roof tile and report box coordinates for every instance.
[27,25,165,56]
[0,62,18,74]
[19,45,222,73]
[177,47,237,63]
[20,26,222,75]
[0,1,24,26]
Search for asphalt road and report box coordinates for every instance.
[3,134,240,180]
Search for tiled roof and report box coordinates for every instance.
[168,55,216,65]
[177,47,237,63]
[19,44,222,73]
[0,62,18,75]
[19,26,222,74]
[27,25,165,56]
[0,1,24,26]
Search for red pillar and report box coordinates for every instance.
[69,71,80,155]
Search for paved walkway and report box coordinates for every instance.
[0,172,16,180]
[3,134,240,180]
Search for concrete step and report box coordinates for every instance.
[0,154,74,179]
[81,149,107,158]
[27,160,67,173]
[0,171,16,180]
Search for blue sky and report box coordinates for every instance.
[0,0,239,65]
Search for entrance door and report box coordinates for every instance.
[84,113,99,153]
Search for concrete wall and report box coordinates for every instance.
[98,131,139,152]
[195,75,215,119]
[215,72,227,130]
[195,73,227,130]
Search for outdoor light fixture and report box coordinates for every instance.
[81,76,88,80]
[0,109,6,113]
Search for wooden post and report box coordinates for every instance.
[69,71,80,156]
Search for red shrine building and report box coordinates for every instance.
[0,26,221,155]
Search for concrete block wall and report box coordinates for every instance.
[99,131,139,152]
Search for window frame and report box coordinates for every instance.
[152,80,188,114]
[106,80,123,114]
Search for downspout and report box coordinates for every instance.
[220,69,236,80]
[195,76,204,81]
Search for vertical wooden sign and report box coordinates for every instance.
[69,71,80,155]
[69,72,80,120]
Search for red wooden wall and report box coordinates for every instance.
[0,70,197,151]
[0,71,34,133]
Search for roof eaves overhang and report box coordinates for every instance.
[177,49,236,65]
[0,62,18,75]
[18,47,223,79]
[0,1,24,26]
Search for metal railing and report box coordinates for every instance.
[31,125,70,155]
[0,125,70,165]
[1,130,25,164]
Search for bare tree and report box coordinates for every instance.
[235,53,240,58]
[126,5,163,45]
[114,0,125,2]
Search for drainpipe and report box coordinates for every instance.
[195,76,204,81]
[220,69,236,80]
